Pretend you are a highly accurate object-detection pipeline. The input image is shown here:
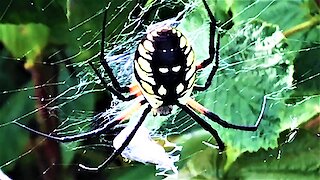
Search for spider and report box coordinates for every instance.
[16,0,266,172]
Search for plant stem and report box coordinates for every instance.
[27,56,62,180]
[283,15,320,37]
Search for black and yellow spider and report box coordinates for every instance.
[16,0,265,171]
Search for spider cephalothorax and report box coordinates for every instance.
[15,0,266,172]
[134,27,195,114]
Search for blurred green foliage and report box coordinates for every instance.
[0,0,319,179]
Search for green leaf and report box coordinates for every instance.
[226,129,320,179]
[231,0,309,30]
[178,0,319,171]
[1,0,71,44]
[199,20,289,160]
[109,164,159,180]
[0,81,35,171]
[0,23,49,67]
[66,0,138,62]
[292,44,320,96]
[176,128,320,179]
[176,130,222,179]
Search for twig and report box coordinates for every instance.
[283,15,320,37]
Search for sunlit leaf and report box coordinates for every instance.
[0,23,49,67]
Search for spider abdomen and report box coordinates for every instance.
[134,27,196,109]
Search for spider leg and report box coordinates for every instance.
[98,8,131,94]
[89,61,137,101]
[194,0,220,91]
[177,103,225,151]
[186,97,266,131]
[14,98,147,143]
[14,119,119,143]
[79,104,152,171]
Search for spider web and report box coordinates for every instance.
[0,0,319,179]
